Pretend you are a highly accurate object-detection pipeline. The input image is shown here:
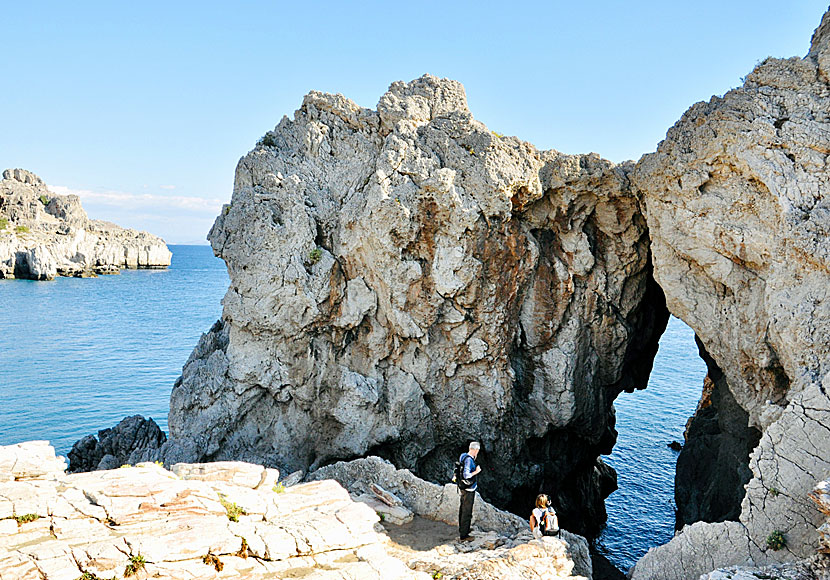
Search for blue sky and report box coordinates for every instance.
[2,1,827,243]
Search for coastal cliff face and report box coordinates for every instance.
[630,8,830,579]
[161,75,668,536]
[0,169,171,279]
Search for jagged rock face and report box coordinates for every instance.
[0,169,171,279]
[674,340,761,529]
[67,415,167,472]
[630,8,830,579]
[163,75,668,536]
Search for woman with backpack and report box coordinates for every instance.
[530,494,559,539]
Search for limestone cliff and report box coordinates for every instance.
[0,168,171,279]
[160,75,668,537]
[630,8,830,579]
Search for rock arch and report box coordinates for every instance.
[158,8,830,576]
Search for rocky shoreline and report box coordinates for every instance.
[0,169,171,279]
[0,441,590,579]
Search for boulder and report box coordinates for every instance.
[67,415,167,472]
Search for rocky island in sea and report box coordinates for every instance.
[0,168,171,279]
[5,6,830,579]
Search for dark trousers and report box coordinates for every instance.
[459,489,475,538]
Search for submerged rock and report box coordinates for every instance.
[0,168,171,279]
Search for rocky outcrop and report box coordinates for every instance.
[629,8,830,579]
[674,341,761,529]
[0,441,590,579]
[159,74,668,537]
[67,415,167,472]
[0,168,171,279]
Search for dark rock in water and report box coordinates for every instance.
[667,441,682,451]
[68,415,167,472]
[673,340,761,530]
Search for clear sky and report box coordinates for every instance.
[2,1,827,243]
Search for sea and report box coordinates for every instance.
[0,244,705,573]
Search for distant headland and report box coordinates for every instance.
[0,168,171,280]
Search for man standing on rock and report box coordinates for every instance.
[458,441,481,541]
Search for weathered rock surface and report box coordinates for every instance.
[309,456,592,578]
[674,343,761,529]
[161,74,668,537]
[0,168,171,279]
[67,415,167,472]
[630,8,830,579]
[0,442,590,579]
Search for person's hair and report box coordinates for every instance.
[535,494,549,509]
[469,441,481,451]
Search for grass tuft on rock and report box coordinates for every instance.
[260,133,278,148]
[0,218,8,230]
[15,513,39,525]
[14,225,29,234]
[766,530,786,551]
[124,553,146,577]
[218,493,246,522]
[308,248,323,265]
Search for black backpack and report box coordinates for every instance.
[453,453,473,490]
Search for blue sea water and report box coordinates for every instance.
[596,316,707,572]
[0,245,228,455]
[0,246,703,572]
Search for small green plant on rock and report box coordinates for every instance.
[766,530,786,551]
[124,553,146,577]
[76,571,102,580]
[218,494,246,522]
[14,225,29,234]
[0,218,8,230]
[15,513,39,525]
[272,482,286,494]
[39,194,49,205]
[308,247,323,265]
[491,131,503,138]
[432,572,444,580]
[260,133,278,148]
[769,486,780,497]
